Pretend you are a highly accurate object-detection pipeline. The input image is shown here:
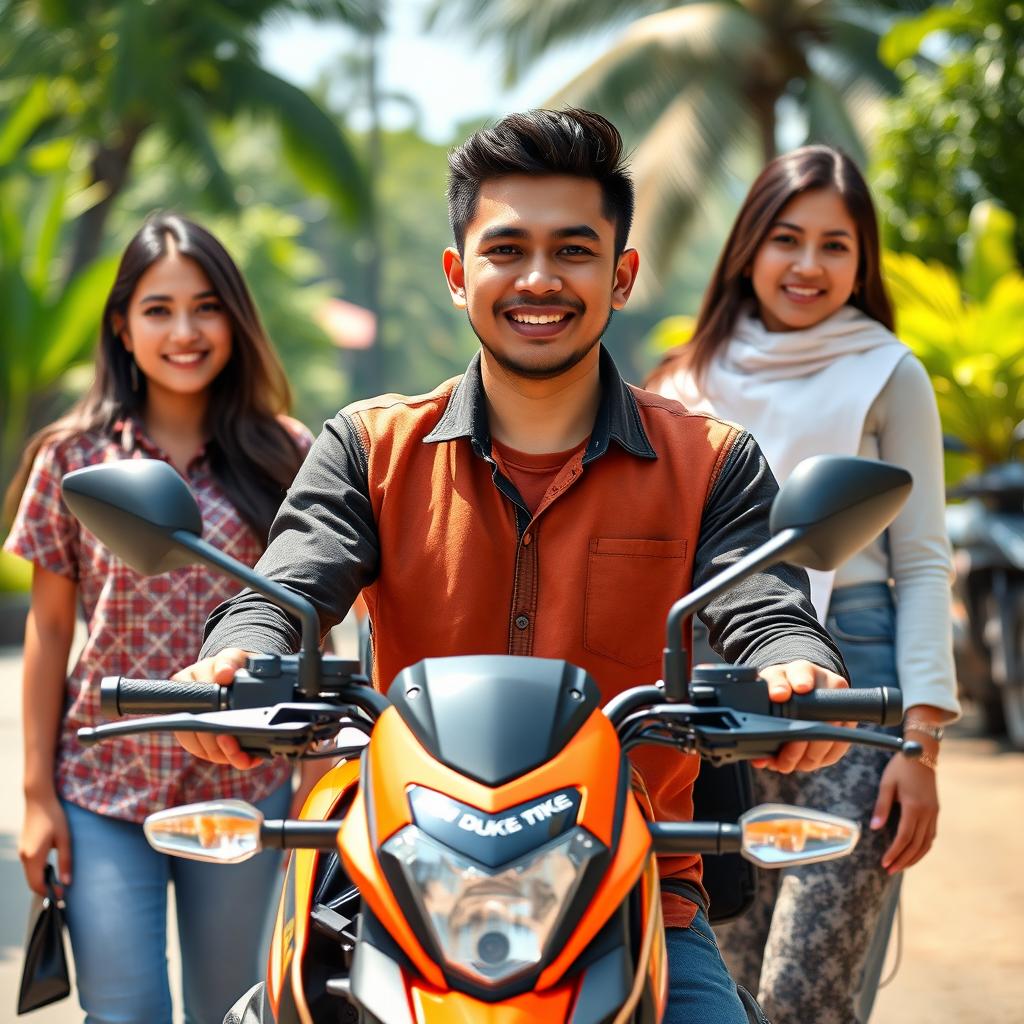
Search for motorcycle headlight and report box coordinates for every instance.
[381,824,603,986]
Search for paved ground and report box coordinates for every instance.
[1,639,1021,1023]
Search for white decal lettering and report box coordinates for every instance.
[457,812,523,837]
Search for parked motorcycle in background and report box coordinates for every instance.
[946,425,1024,748]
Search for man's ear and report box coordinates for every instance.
[611,249,640,310]
[443,247,467,310]
[111,312,132,351]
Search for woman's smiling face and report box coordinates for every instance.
[119,247,233,399]
[750,187,860,332]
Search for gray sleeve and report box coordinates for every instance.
[200,413,380,658]
[874,356,960,717]
[695,431,847,677]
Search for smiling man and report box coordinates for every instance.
[178,109,850,1022]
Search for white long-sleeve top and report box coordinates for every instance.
[836,353,960,718]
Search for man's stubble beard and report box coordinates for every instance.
[465,307,614,382]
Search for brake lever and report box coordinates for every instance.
[77,703,359,759]
[619,704,922,766]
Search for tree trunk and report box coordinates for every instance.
[65,124,145,283]
[751,89,779,165]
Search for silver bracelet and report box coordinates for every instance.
[904,720,945,742]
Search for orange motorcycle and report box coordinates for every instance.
[65,454,917,1024]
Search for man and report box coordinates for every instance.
[176,108,848,1022]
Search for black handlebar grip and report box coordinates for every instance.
[775,686,903,727]
[101,676,229,717]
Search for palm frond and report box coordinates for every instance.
[547,4,765,145]
[426,0,675,84]
[220,60,367,223]
[166,91,237,209]
[802,72,866,163]
[816,15,899,94]
[626,79,748,301]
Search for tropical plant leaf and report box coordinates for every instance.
[426,0,674,83]
[646,313,695,353]
[0,78,51,166]
[220,60,367,223]
[167,90,237,209]
[35,253,119,385]
[885,246,1024,465]
[815,15,901,94]
[878,5,981,68]
[547,4,764,144]
[802,72,867,164]
[961,201,1018,304]
[27,156,70,291]
[627,78,747,301]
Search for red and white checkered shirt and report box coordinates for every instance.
[4,417,312,821]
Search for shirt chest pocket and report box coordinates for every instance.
[584,537,689,668]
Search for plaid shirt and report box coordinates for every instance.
[4,417,312,821]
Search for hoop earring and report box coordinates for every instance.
[129,359,139,392]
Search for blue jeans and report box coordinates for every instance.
[665,913,749,1023]
[61,785,290,1024]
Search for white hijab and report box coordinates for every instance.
[665,303,909,619]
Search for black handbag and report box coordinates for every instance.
[17,864,72,1015]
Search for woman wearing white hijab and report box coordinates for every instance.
[647,146,959,1024]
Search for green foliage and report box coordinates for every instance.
[874,0,1024,265]
[643,314,695,362]
[0,138,118,486]
[0,0,370,271]
[0,546,31,592]
[885,206,1024,476]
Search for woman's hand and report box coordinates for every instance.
[20,792,71,895]
[871,750,939,874]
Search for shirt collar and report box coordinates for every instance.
[423,346,656,461]
[112,414,209,467]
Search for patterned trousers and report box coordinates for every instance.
[706,581,904,1024]
[714,743,900,1024]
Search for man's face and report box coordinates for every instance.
[443,175,638,380]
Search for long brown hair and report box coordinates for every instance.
[5,214,305,544]
[646,145,894,390]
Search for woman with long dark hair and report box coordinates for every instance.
[648,147,959,1023]
[5,214,313,1024]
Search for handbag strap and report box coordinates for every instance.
[41,864,64,910]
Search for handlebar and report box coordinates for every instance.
[102,677,227,716]
[771,686,901,726]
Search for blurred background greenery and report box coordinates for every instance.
[1,0,1022,590]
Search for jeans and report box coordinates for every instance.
[61,784,290,1024]
[665,913,749,1023]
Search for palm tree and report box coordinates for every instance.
[0,0,376,277]
[430,0,930,296]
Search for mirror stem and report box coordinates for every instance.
[662,528,801,702]
[172,531,322,696]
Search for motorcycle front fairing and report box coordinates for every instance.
[333,655,668,1024]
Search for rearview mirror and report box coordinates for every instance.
[61,460,324,694]
[662,455,912,700]
[62,459,201,576]
[769,455,913,571]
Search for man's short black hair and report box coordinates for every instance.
[447,108,635,256]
